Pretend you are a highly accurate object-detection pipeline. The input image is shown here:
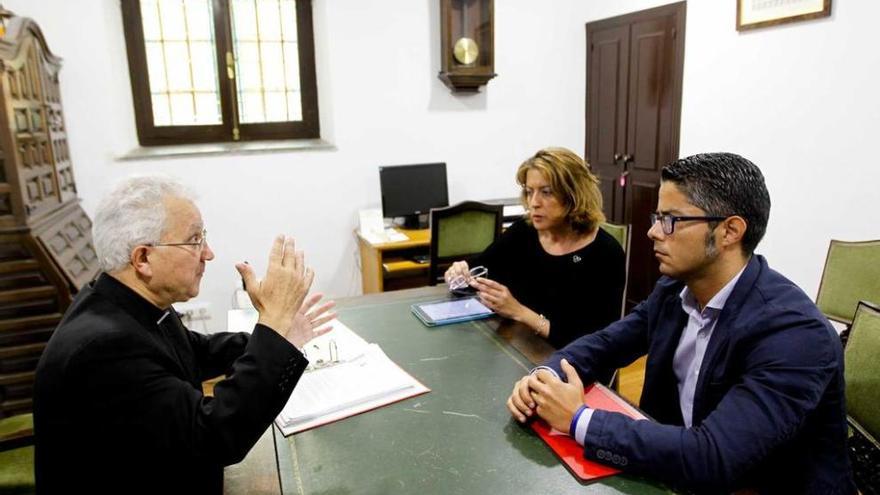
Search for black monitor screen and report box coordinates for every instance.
[379,163,449,218]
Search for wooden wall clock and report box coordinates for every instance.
[438,0,496,92]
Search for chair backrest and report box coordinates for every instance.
[600,222,631,319]
[845,301,880,443]
[844,301,880,493]
[0,412,34,493]
[816,239,880,325]
[428,201,503,285]
[600,222,628,252]
[0,413,33,451]
[599,222,631,390]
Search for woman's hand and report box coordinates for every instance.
[444,261,470,285]
[472,278,525,320]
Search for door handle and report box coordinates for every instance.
[613,153,622,162]
[618,154,632,187]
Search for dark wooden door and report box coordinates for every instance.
[587,24,629,221]
[586,2,685,309]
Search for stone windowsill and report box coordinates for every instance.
[118,138,336,161]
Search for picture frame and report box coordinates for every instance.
[736,0,832,31]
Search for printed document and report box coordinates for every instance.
[275,320,429,435]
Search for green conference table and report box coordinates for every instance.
[230,286,670,494]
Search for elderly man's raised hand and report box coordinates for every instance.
[287,292,336,349]
[236,235,334,348]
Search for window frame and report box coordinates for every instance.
[120,0,320,146]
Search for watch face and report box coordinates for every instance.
[453,37,479,65]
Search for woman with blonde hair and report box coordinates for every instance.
[445,147,624,350]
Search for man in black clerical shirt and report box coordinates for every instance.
[34,176,335,494]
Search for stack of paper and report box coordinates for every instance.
[275,321,429,435]
[301,319,372,365]
[503,204,526,217]
[359,227,409,244]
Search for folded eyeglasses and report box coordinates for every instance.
[447,265,488,293]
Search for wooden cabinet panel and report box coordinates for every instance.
[357,229,430,294]
[35,204,98,291]
[0,11,98,417]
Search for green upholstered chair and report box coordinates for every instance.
[599,222,631,319]
[599,222,628,253]
[428,201,503,286]
[816,239,880,325]
[599,222,631,390]
[843,301,880,493]
[0,413,35,494]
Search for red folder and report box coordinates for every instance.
[530,383,647,482]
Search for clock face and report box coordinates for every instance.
[453,37,479,65]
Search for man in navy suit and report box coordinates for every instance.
[507,153,856,493]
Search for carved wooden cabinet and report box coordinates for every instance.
[0,10,99,418]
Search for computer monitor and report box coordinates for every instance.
[379,162,449,229]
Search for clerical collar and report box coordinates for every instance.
[93,273,170,330]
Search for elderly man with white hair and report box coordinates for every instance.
[33,176,334,494]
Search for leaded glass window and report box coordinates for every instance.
[122,0,319,145]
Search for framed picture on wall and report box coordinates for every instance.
[736,0,832,31]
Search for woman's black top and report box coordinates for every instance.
[473,219,625,349]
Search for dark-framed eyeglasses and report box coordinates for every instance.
[650,213,728,235]
[147,228,208,251]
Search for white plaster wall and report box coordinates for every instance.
[5,0,595,328]
[5,0,878,328]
